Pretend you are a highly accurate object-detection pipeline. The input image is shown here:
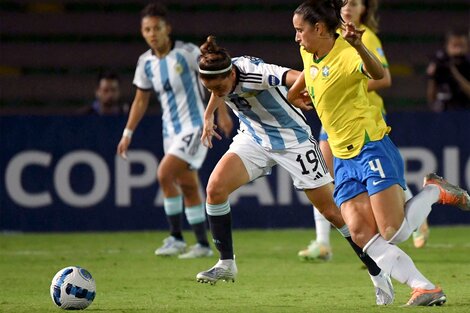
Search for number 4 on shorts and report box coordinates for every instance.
[369,158,385,178]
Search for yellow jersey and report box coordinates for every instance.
[301,36,390,159]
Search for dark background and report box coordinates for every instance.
[1,0,469,113]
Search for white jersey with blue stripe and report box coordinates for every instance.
[226,56,312,150]
[133,40,205,138]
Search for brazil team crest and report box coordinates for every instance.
[309,65,319,79]
[322,66,330,77]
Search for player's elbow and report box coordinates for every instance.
[370,72,384,81]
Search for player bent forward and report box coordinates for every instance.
[194,35,395,306]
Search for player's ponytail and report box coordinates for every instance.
[198,36,232,80]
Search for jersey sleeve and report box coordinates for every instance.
[235,56,290,90]
[341,47,366,79]
[256,62,291,88]
[182,42,201,71]
[133,54,153,90]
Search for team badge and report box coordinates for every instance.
[309,65,319,79]
[322,66,330,77]
[377,47,385,57]
[268,75,280,86]
[174,63,183,74]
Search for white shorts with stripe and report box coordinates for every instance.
[164,127,208,170]
[226,132,333,190]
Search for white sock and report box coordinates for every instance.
[364,234,435,289]
[217,258,234,268]
[404,184,413,201]
[389,185,439,244]
[313,206,331,245]
[335,224,350,238]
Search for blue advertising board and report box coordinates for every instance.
[1,112,469,231]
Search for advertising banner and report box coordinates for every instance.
[1,112,469,231]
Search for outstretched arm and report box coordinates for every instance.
[343,22,384,80]
[201,93,227,148]
[215,101,233,138]
[116,89,151,159]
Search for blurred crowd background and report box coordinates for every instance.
[1,0,469,114]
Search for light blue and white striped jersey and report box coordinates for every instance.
[225,56,311,150]
[133,40,206,138]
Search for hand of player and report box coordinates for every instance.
[289,90,314,111]
[201,114,221,148]
[342,22,365,47]
[117,137,131,160]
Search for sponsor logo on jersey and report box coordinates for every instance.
[268,75,280,86]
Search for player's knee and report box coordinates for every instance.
[349,225,375,247]
[206,179,228,203]
[381,226,399,241]
[157,167,174,187]
[377,218,404,242]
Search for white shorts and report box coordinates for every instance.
[164,127,208,170]
[226,132,333,190]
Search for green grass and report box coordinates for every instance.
[1,227,470,312]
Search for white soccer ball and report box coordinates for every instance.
[50,266,96,310]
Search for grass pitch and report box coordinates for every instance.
[1,227,470,312]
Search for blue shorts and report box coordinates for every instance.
[333,135,406,208]
[319,126,328,141]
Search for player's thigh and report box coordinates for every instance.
[370,184,406,240]
[157,154,191,181]
[220,133,274,183]
[304,183,335,212]
[304,183,344,228]
[207,152,250,197]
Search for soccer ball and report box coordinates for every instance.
[50,266,96,310]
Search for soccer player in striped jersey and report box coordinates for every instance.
[289,0,470,306]
[117,3,232,259]
[298,0,430,265]
[193,36,394,303]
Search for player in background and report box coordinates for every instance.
[117,3,233,259]
[298,0,429,263]
[289,0,470,306]
[426,28,470,111]
[78,70,129,115]
[194,36,396,306]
